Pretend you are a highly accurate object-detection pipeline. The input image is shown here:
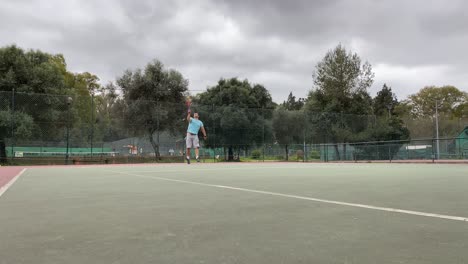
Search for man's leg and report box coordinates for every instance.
[186,134,192,164]
[186,148,191,164]
[194,136,200,162]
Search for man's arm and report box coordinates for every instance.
[200,126,207,139]
[186,111,192,123]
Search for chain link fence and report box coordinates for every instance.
[1,91,467,165]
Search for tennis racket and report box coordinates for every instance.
[185,96,192,113]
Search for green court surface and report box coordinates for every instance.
[1,163,468,264]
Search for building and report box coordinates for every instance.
[455,126,468,158]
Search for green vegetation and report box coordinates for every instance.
[1,44,466,164]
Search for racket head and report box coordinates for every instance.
[185,96,192,113]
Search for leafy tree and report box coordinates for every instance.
[0,110,34,163]
[373,84,398,117]
[401,86,467,138]
[196,78,274,160]
[0,45,73,161]
[353,117,410,160]
[68,72,101,146]
[0,46,68,94]
[349,84,410,160]
[76,72,100,94]
[282,92,305,110]
[408,86,466,118]
[272,106,304,160]
[305,44,374,159]
[116,60,188,158]
[93,83,127,143]
[45,53,102,146]
[311,44,374,112]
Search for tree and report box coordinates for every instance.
[311,44,374,113]
[272,106,304,160]
[93,83,127,142]
[305,44,375,159]
[353,117,410,160]
[403,86,467,138]
[408,86,466,118]
[116,60,188,158]
[374,84,398,117]
[0,45,68,94]
[0,110,35,163]
[196,78,274,161]
[350,84,410,160]
[282,92,305,110]
[75,72,100,94]
[0,45,74,162]
[68,72,101,146]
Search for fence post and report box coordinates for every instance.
[407,142,410,160]
[324,136,328,162]
[302,133,307,162]
[431,138,435,163]
[388,145,392,163]
[354,144,357,163]
[10,87,16,161]
[459,137,462,159]
[90,93,94,159]
[156,101,160,162]
[65,96,73,165]
[303,112,307,163]
[262,107,265,162]
[212,104,216,163]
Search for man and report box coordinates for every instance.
[186,110,207,164]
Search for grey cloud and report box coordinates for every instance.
[0,0,466,103]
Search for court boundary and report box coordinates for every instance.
[3,159,467,170]
[0,168,27,198]
[106,170,468,223]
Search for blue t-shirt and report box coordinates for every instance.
[187,118,203,134]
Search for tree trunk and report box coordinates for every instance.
[334,144,341,160]
[0,139,7,164]
[149,133,160,160]
[285,144,289,161]
[228,146,234,161]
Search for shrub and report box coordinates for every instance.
[251,149,262,159]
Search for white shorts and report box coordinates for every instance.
[186,133,200,149]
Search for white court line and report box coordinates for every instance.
[0,168,27,198]
[121,163,429,174]
[107,170,468,223]
[127,166,308,173]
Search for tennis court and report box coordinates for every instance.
[1,163,468,263]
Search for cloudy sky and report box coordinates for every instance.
[1,0,467,102]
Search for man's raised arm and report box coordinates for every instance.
[187,110,192,123]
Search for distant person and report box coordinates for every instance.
[186,110,207,164]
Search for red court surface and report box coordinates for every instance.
[0,167,24,189]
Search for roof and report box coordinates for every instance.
[457,126,468,139]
